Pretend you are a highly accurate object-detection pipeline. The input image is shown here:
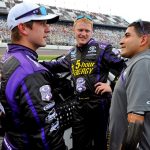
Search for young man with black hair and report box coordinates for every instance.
[109,20,150,150]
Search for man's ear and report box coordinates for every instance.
[17,23,28,35]
[140,35,149,47]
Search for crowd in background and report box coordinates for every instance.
[0,18,10,43]
[0,18,125,48]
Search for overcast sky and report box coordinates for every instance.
[24,0,150,23]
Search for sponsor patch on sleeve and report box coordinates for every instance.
[39,85,52,101]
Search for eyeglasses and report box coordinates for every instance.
[135,19,146,34]
[15,6,48,20]
[76,15,93,21]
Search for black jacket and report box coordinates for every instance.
[42,38,125,97]
[0,44,66,150]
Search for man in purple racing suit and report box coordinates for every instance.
[42,16,126,150]
[0,2,67,150]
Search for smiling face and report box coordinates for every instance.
[120,26,149,58]
[73,19,93,47]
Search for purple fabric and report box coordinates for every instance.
[6,52,47,111]
[96,43,106,81]
[22,81,49,150]
[5,46,49,149]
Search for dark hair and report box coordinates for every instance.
[128,20,150,36]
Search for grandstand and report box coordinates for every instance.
[0,0,129,48]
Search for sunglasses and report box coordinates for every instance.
[76,15,93,21]
[15,6,48,20]
[135,19,146,34]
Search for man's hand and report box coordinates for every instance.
[121,113,144,150]
[94,82,112,95]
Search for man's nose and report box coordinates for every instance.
[81,30,87,35]
[120,39,124,46]
[45,24,50,33]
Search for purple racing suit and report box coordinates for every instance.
[0,44,66,150]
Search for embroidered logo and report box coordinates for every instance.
[71,50,76,60]
[88,46,96,53]
[146,101,150,105]
[43,101,55,111]
[76,77,86,93]
[40,85,52,101]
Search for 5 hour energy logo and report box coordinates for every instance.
[72,60,95,76]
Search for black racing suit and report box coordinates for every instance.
[42,38,125,150]
[0,44,66,150]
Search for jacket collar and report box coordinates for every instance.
[76,38,95,51]
[7,44,38,61]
